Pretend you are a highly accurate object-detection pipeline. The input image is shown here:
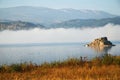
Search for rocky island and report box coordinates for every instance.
[86,37,115,47]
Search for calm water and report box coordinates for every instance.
[0,42,120,65]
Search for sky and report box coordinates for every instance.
[0,0,120,15]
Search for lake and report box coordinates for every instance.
[0,42,120,65]
[0,24,120,65]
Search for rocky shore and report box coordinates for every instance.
[86,37,115,47]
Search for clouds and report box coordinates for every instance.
[0,24,119,44]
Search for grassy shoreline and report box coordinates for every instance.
[0,54,120,80]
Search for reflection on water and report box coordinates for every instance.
[89,46,112,56]
[0,43,119,65]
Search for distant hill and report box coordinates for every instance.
[0,17,120,31]
[51,17,120,28]
[0,6,117,25]
[0,20,45,31]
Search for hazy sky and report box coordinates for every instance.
[0,24,119,44]
[0,0,120,15]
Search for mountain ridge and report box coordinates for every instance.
[51,17,120,28]
[0,20,45,31]
[0,6,117,25]
[0,17,120,31]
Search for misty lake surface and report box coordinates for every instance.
[0,42,120,65]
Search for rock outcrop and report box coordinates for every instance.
[86,37,115,47]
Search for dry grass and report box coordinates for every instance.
[0,54,120,80]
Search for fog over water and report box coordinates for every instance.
[0,23,120,65]
[0,24,120,44]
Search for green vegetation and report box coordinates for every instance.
[0,54,120,80]
[0,62,37,72]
